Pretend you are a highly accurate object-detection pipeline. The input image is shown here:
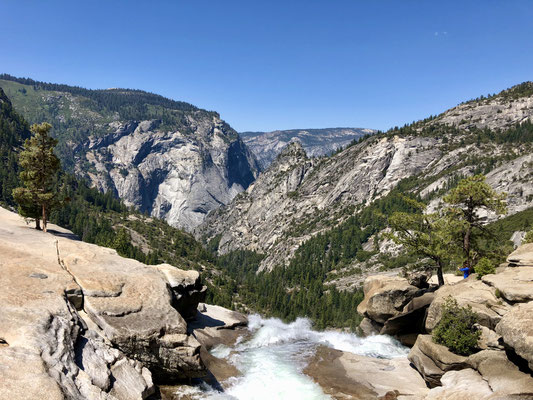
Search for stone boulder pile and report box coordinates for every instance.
[358,243,533,399]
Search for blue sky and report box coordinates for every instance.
[1,1,532,132]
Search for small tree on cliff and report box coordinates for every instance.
[444,175,506,269]
[387,197,459,287]
[12,122,60,232]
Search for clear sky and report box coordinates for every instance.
[1,1,533,132]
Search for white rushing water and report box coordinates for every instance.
[176,315,408,399]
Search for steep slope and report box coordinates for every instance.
[240,127,375,169]
[198,82,533,272]
[0,75,260,230]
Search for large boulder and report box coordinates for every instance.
[425,278,508,331]
[380,292,435,337]
[357,275,422,324]
[154,264,207,320]
[424,369,493,400]
[304,346,429,399]
[408,335,469,387]
[482,267,533,303]
[495,302,533,371]
[467,350,533,396]
[507,243,533,266]
[0,206,205,399]
[60,237,205,380]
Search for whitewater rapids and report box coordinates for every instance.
[175,315,409,399]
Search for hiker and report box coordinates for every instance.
[459,264,471,279]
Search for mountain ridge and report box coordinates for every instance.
[240,127,375,169]
[0,74,260,231]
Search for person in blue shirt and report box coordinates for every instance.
[459,264,471,278]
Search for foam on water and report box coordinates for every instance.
[174,315,408,399]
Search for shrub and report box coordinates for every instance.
[474,257,496,278]
[523,229,533,244]
[433,297,480,356]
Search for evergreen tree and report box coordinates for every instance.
[12,122,61,231]
[444,175,507,269]
[387,197,459,286]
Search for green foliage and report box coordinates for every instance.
[13,122,61,230]
[433,297,480,356]
[444,175,507,268]
[474,257,495,278]
[0,88,30,207]
[387,197,461,285]
[523,229,533,244]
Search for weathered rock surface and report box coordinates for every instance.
[82,118,259,231]
[482,266,533,303]
[467,350,533,396]
[408,335,468,387]
[507,243,533,267]
[425,278,507,331]
[381,292,435,337]
[357,275,423,324]
[424,369,493,400]
[495,301,533,371]
[0,206,205,399]
[240,127,375,169]
[304,346,429,400]
[154,264,207,320]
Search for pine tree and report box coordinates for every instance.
[12,122,61,232]
[444,175,507,269]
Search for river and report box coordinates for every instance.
[172,315,409,399]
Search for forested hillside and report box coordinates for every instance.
[199,82,533,319]
[0,74,260,230]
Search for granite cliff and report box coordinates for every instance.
[0,75,260,231]
[198,82,533,275]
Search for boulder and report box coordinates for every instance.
[496,302,533,371]
[60,238,205,380]
[408,335,468,387]
[358,317,382,337]
[425,279,508,331]
[357,275,422,324]
[507,243,533,266]
[424,369,493,399]
[0,206,204,399]
[380,292,435,336]
[304,346,429,399]
[467,350,533,396]
[189,304,248,350]
[427,273,463,286]
[482,267,533,303]
[476,325,503,351]
[154,264,207,320]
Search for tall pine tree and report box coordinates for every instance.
[13,122,61,231]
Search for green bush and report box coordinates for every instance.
[523,229,533,244]
[433,297,480,356]
[474,257,496,278]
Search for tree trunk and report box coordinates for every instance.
[464,224,471,268]
[436,260,445,287]
[42,204,47,233]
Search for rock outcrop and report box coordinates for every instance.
[357,275,423,325]
[0,206,206,399]
[425,278,507,331]
[496,302,533,370]
[81,118,259,231]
